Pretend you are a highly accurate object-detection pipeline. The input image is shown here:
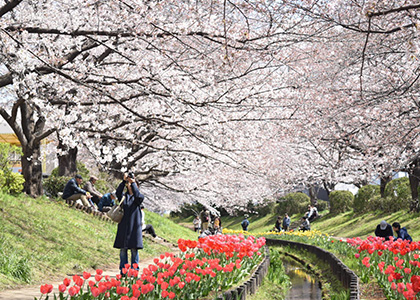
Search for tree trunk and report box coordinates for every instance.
[409,165,420,212]
[0,99,56,198]
[308,185,318,206]
[21,143,43,197]
[380,175,392,198]
[57,140,78,177]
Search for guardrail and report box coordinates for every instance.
[216,246,270,300]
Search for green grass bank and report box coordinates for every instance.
[0,193,197,291]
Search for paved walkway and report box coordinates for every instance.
[0,237,179,300]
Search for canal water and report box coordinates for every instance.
[284,257,322,300]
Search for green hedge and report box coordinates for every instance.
[354,185,380,213]
[329,190,354,214]
[383,177,411,212]
[275,192,310,216]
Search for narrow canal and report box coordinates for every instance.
[284,257,322,300]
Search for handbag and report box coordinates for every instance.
[107,197,124,223]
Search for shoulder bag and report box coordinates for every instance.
[107,197,124,223]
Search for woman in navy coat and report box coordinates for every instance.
[113,173,144,274]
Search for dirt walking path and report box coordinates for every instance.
[0,237,179,300]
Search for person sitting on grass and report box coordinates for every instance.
[62,174,96,211]
[140,205,158,238]
[299,216,310,231]
[98,191,116,213]
[392,222,412,242]
[83,176,103,205]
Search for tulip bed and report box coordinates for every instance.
[348,236,420,300]
[37,234,266,300]
[224,228,420,300]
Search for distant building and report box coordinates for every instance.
[0,121,57,175]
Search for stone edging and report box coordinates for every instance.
[216,245,270,300]
[265,238,360,300]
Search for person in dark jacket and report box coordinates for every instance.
[241,215,249,231]
[97,192,116,212]
[392,222,413,242]
[274,216,282,232]
[113,172,144,275]
[375,220,394,241]
[62,174,95,209]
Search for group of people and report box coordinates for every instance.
[375,220,412,241]
[62,173,158,275]
[273,204,319,232]
[62,174,117,213]
[194,210,222,235]
[274,213,291,232]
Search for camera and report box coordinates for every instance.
[127,172,135,179]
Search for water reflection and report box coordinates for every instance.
[284,258,322,300]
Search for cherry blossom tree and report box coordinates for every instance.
[2,0,420,212]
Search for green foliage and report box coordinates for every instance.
[0,142,24,195]
[317,199,329,212]
[43,175,72,197]
[0,236,31,283]
[329,190,354,214]
[383,177,411,211]
[0,191,195,290]
[275,192,310,216]
[354,185,380,213]
[3,172,25,195]
[45,161,115,197]
[254,201,276,216]
[0,142,22,171]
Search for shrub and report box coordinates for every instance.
[316,199,329,212]
[354,185,380,213]
[2,172,24,195]
[384,177,411,211]
[275,192,310,216]
[43,175,72,198]
[367,195,395,213]
[329,190,354,214]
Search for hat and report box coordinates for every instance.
[90,176,98,181]
[380,220,387,230]
[75,174,83,180]
[111,191,116,197]
[140,204,145,209]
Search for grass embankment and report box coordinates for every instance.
[193,209,420,240]
[0,192,197,291]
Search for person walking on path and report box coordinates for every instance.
[200,210,210,231]
[375,220,393,241]
[392,222,413,241]
[241,215,250,231]
[113,172,144,275]
[193,215,201,232]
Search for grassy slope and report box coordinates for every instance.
[220,209,420,240]
[0,192,197,291]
